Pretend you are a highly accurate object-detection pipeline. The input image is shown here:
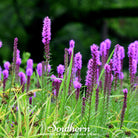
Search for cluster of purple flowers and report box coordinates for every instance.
[1,16,137,130]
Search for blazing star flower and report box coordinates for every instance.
[4,61,10,70]
[69,40,75,48]
[3,69,9,79]
[90,44,101,66]
[3,69,9,91]
[100,41,107,56]
[134,40,138,63]
[16,58,21,65]
[42,16,51,44]
[73,80,82,89]
[73,80,82,100]
[0,66,2,80]
[120,46,125,60]
[104,38,111,49]
[26,68,33,77]
[75,52,82,71]
[128,43,137,84]
[0,41,2,48]
[27,59,33,70]
[17,49,20,58]
[85,58,93,86]
[19,72,26,82]
[120,88,128,129]
[57,64,65,78]
[37,63,42,77]
[113,44,121,74]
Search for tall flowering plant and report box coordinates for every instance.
[42,16,51,74]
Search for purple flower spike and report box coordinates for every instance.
[0,41,2,48]
[3,70,9,91]
[105,38,111,49]
[42,16,51,44]
[113,44,121,74]
[18,72,26,83]
[17,49,20,58]
[75,52,82,71]
[26,69,32,92]
[120,46,125,60]
[75,52,82,82]
[16,58,21,65]
[29,97,32,105]
[57,64,65,78]
[69,40,75,48]
[90,44,101,65]
[113,44,121,90]
[3,69,9,79]
[18,72,26,92]
[128,43,137,84]
[26,68,33,77]
[73,80,82,89]
[37,63,42,77]
[123,88,128,94]
[100,41,107,56]
[0,66,2,80]
[4,61,10,70]
[73,80,82,100]
[120,88,128,129]
[27,59,33,69]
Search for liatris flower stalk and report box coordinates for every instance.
[42,16,51,74]
[81,97,86,116]
[3,69,9,92]
[0,41,2,48]
[53,77,61,98]
[120,88,128,129]
[68,40,75,61]
[4,61,10,70]
[18,72,26,92]
[13,37,18,77]
[100,41,107,67]
[26,59,33,70]
[74,52,82,82]
[73,79,82,100]
[68,40,75,95]
[36,63,42,88]
[0,66,2,80]
[15,58,21,83]
[85,58,94,101]
[26,68,33,92]
[134,40,138,63]
[128,43,137,85]
[57,64,65,78]
[103,64,110,105]
[95,88,99,114]
[29,97,32,105]
[113,44,121,90]
[105,38,111,61]
[90,44,101,86]
[119,46,125,71]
